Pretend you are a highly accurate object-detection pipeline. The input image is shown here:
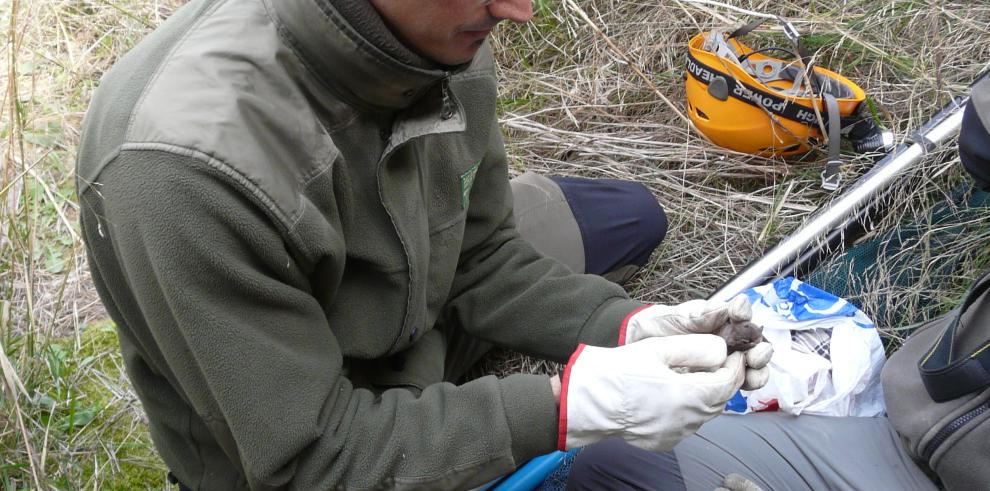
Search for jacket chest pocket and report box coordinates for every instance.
[419,134,482,223]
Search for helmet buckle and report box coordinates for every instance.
[821,163,842,191]
[778,17,801,45]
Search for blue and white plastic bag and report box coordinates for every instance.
[725,277,886,417]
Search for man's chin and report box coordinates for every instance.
[426,44,482,67]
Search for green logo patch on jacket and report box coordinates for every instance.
[460,161,481,209]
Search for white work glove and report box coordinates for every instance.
[620,295,753,343]
[558,334,744,452]
[620,296,773,391]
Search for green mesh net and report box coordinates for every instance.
[805,184,990,346]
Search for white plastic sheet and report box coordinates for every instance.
[724,277,886,417]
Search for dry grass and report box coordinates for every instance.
[2,1,184,487]
[1,0,988,487]
[479,0,990,372]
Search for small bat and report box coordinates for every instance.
[716,321,764,354]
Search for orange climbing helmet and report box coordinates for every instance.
[684,18,891,189]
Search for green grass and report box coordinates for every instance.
[1,0,180,487]
[2,322,167,489]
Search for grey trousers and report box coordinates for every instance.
[566,413,937,491]
[510,172,667,284]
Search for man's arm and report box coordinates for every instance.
[82,150,558,489]
[441,121,645,361]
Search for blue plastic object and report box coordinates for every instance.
[478,451,568,491]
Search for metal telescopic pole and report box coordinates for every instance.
[710,89,978,303]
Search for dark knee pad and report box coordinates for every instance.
[566,438,684,491]
[549,176,668,278]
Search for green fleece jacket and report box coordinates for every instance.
[76,0,643,488]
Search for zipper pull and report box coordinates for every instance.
[440,75,455,120]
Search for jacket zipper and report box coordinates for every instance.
[378,72,455,352]
[440,74,454,120]
[921,400,990,462]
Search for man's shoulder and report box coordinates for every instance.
[124,0,341,175]
[80,0,345,227]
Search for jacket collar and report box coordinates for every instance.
[268,0,451,113]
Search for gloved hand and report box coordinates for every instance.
[620,296,773,391]
[620,295,752,343]
[558,334,744,452]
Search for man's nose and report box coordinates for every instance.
[488,0,534,23]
